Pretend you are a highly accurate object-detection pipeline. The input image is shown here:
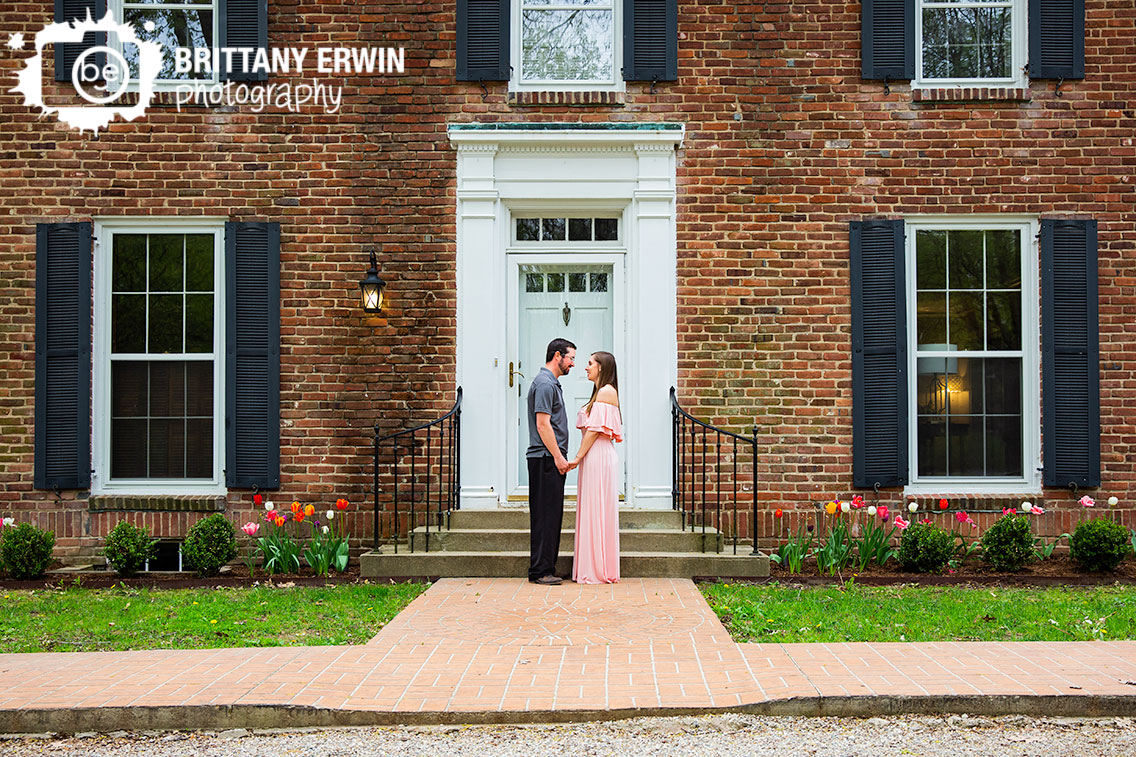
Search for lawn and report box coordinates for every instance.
[1,582,428,653]
[701,582,1136,643]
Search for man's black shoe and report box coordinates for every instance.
[529,575,563,585]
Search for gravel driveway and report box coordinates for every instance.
[3,714,1135,756]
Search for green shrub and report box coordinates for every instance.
[103,522,156,577]
[182,514,238,577]
[1070,518,1129,572]
[981,514,1035,572]
[0,522,56,579]
[898,522,955,573]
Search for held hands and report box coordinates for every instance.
[556,457,580,475]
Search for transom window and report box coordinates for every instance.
[911,225,1034,483]
[918,0,1019,83]
[515,216,619,243]
[518,0,618,86]
[103,229,221,484]
[115,0,217,82]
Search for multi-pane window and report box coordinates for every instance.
[919,0,1015,81]
[118,0,217,81]
[515,216,619,243]
[109,233,216,480]
[914,228,1025,478]
[520,0,617,84]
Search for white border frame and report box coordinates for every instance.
[92,216,227,496]
[903,215,1041,495]
[505,249,628,500]
[914,0,1027,89]
[110,0,220,90]
[511,0,625,92]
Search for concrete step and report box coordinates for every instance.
[447,509,685,531]
[409,528,722,553]
[360,550,769,579]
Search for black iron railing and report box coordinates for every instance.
[372,387,462,552]
[671,387,758,555]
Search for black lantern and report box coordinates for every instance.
[359,248,386,313]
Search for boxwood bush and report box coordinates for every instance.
[897,522,955,573]
[1070,518,1129,572]
[981,514,1035,572]
[182,514,238,577]
[0,522,56,579]
[103,521,157,577]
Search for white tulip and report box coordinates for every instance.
[1108,496,1119,507]
[867,505,877,516]
[322,525,329,534]
[1,517,14,527]
[326,510,335,520]
[1021,502,1033,513]
[908,503,918,513]
[840,501,851,513]
[264,500,274,511]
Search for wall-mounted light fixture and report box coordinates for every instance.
[360,247,386,313]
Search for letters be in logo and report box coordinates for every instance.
[11,10,162,134]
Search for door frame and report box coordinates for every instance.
[505,251,627,501]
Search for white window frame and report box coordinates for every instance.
[110,0,220,89]
[92,216,227,496]
[914,0,1027,89]
[511,0,625,92]
[903,216,1041,495]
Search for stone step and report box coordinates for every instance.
[360,550,769,579]
[447,509,686,531]
[409,527,722,554]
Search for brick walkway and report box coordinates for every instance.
[2,578,1136,730]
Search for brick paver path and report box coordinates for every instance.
[3,578,1136,720]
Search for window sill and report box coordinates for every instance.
[912,87,1031,104]
[88,495,226,512]
[508,90,626,108]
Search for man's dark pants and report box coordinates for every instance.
[528,455,566,581]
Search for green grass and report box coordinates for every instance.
[1,583,429,653]
[701,582,1136,643]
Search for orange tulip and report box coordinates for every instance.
[291,501,301,514]
[824,501,838,515]
[336,498,349,510]
[304,504,315,517]
[774,509,783,518]
[274,516,285,527]
[295,511,305,523]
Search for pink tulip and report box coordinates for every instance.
[1002,507,1016,516]
[893,515,910,530]
[1079,495,1095,508]
[955,511,969,524]
[878,505,889,520]
[1031,505,1045,514]
[241,522,259,536]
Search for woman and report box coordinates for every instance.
[571,351,622,584]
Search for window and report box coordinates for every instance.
[114,0,218,83]
[515,216,620,243]
[917,0,1023,85]
[516,0,620,89]
[94,220,224,493]
[907,220,1038,489]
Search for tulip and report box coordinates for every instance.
[1002,508,1016,516]
[264,500,274,511]
[322,525,329,534]
[851,494,864,508]
[908,502,918,513]
[825,501,838,515]
[264,511,276,523]
[295,511,305,523]
[1108,496,1119,507]
[291,501,301,514]
[893,515,910,530]
[867,505,877,516]
[274,516,285,527]
[1031,505,1046,514]
[774,508,783,518]
[938,498,949,510]
[304,504,315,517]
[241,522,259,536]
[253,493,263,506]
[1080,495,1095,508]
[336,498,349,510]
[1,517,14,528]
[840,501,851,514]
[955,511,969,524]
[326,510,335,520]
[920,518,932,525]
[1021,501,1033,513]
[877,505,889,520]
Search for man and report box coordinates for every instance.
[526,337,577,585]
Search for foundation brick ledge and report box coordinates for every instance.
[87,495,226,512]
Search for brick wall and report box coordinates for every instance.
[0,1,1133,559]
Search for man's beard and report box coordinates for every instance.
[558,356,572,375]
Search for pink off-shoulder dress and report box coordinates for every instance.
[573,402,623,584]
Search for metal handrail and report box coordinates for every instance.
[671,387,758,555]
[373,387,462,552]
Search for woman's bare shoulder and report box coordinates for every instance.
[596,385,619,406]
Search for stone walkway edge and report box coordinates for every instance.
[2,578,1135,734]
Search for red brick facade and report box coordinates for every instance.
[0,1,1133,560]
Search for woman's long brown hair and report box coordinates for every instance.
[585,351,619,412]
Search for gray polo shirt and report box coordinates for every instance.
[527,367,568,459]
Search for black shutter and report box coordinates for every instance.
[457,0,510,82]
[1029,0,1085,79]
[851,220,909,488]
[225,222,280,489]
[35,222,92,490]
[1041,219,1098,488]
[219,0,268,82]
[862,0,914,80]
[54,0,106,83]
[623,0,678,82]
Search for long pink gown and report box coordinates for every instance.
[573,402,623,584]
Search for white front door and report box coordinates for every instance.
[507,255,625,500]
